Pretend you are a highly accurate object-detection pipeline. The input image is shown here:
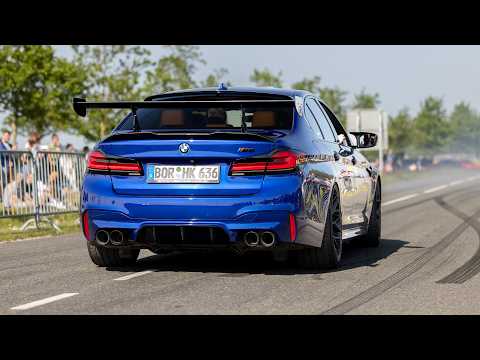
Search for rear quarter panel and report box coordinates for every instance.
[284,110,337,248]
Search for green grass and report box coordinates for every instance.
[0,213,80,242]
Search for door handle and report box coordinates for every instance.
[333,151,340,161]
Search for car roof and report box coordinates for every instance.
[145,86,312,101]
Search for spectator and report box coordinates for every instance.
[20,132,41,179]
[82,146,90,160]
[3,173,34,211]
[0,130,12,151]
[60,144,78,190]
[416,155,424,171]
[46,133,68,206]
[49,133,63,152]
[24,131,41,154]
[0,130,13,196]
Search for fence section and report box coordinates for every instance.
[0,151,37,218]
[0,150,86,229]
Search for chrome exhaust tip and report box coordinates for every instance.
[96,230,110,246]
[244,231,260,247]
[260,231,276,247]
[110,230,124,246]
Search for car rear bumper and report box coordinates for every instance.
[85,208,293,244]
[81,174,304,249]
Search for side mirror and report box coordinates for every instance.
[337,134,348,146]
[348,133,357,147]
[349,132,378,148]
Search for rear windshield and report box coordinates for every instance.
[116,105,294,131]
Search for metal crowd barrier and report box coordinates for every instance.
[0,150,86,230]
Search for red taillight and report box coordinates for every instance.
[87,151,109,171]
[230,150,298,175]
[266,151,297,172]
[289,213,296,242]
[82,211,90,240]
[230,161,268,173]
[87,150,142,175]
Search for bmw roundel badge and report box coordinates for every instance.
[179,143,190,153]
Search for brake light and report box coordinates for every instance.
[230,161,267,173]
[87,150,142,175]
[230,150,299,175]
[82,211,90,240]
[266,151,297,172]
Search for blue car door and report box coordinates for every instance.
[303,98,351,224]
[313,99,366,226]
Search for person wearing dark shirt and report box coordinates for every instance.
[0,130,12,151]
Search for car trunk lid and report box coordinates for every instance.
[97,132,277,196]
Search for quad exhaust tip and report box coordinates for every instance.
[96,230,110,246]
[243,231,276,247]
[110,230,124,246]
[244,231,260,247]
[260,231,276,247]
[96,229,126,246]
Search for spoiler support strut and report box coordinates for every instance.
[131,107,140,132]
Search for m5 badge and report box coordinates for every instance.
[238,147,255,153]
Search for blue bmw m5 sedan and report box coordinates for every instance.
[75,85,381,269]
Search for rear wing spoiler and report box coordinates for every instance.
[72,97,295,117]
[72,97,295,131]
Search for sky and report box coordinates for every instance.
[4,45,480,148]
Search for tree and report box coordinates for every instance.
[71,45,153,141]
[388,108,413,155]
[449,102,480,157]
[292,76,321,93]
[143,45,205,94]
[201,68,231,88]
[319,87,348,126]
[292,76,347,126]
[0,45,88,146]
[352,88,380,109]
[250,68,283,87]
[413,96,451,156]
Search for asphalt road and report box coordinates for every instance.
[2,166,480,314]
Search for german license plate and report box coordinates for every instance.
[146,164,220,184]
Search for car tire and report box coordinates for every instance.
[87,242,140,267]
[297,185,343,269]
[356,182,381,247]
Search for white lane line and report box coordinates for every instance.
[383,174,480,207]
[423,185,448,194]
[113,270,154,281]
[449,180,466,186]
[383,193,419,206]
[11,293,78,311]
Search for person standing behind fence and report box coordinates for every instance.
[46,133,68,209]
[49,133,63,152]
[60,144,78,189]
[82,146,90,161]
[0,130,12,200]
[0,130,12,151]
[21,132,42,180]
[24,131,41,154]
